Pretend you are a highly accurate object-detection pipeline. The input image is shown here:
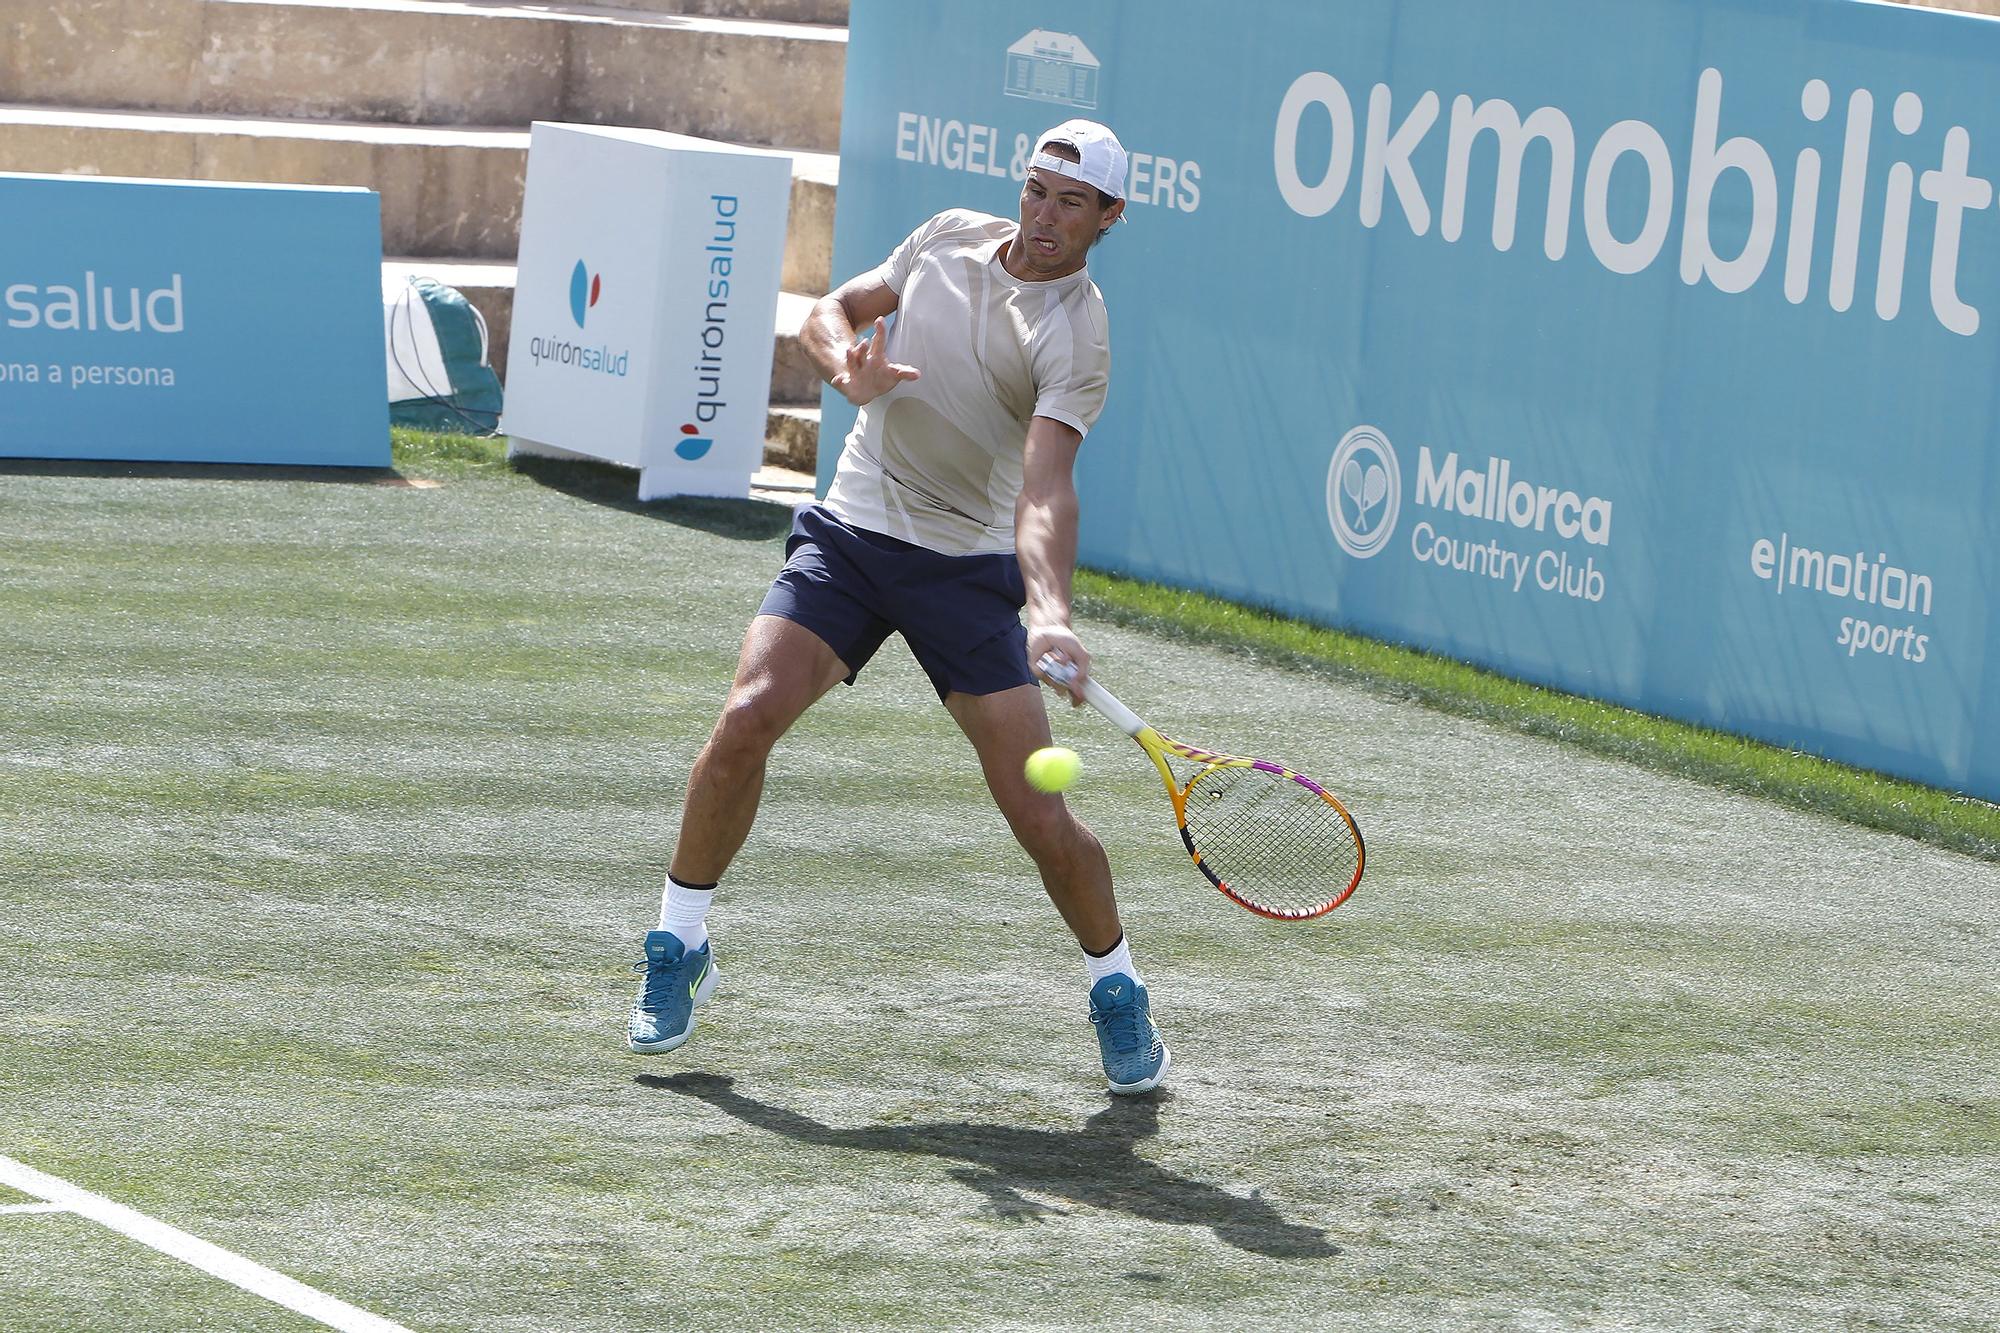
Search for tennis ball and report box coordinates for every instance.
[1025,746,1082,794]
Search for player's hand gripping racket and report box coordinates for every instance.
[1037,654,1364,920]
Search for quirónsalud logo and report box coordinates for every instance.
[1326,426,1400,559]
[569,260,602,328]
[676,423,712,461]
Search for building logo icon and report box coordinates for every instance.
[1003,30,1100,110]
[1326,426,1401,559]
[569,260,602,329]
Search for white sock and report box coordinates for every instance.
[658,874,715,951]
[1083,934,1141,988]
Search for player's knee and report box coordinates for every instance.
[710,684,791,759]
[1011,801,1089,865]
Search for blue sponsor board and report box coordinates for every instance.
[0,174,387,467]
[825,0,2000,798]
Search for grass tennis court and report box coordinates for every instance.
[2,437,1996,1330]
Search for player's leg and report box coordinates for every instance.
[629,613,851,1055]
[944,682,1117,945]
[945,683,1170,1095]
[670,612,852,886]
[630,505,897,1056]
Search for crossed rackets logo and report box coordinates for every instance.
[1325,425,1401,559]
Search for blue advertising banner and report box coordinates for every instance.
[0,174,387,467]
[824,0,2000,799]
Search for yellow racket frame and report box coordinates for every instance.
[1038,656,1364,920]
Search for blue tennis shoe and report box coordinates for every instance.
[1088,973,1170,1094]
[627,930,718,1054]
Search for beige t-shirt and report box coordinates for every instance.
[823,209,1111,556]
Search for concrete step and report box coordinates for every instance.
[1888,0,2000,13]
[386,259,824,466]
[0,105,837,293]
[765,289,826,406]
[3,0,846,151]
[408,0,850,22]
[764,403,821,473]
[750,461,816,503]
[1,107,525,262]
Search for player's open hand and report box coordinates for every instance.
[831,316,920,407]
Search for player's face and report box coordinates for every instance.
[1012,166,1120,280]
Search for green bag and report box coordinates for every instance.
[384,275,503,434]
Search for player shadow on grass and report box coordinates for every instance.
[509,454,795,540]
[639,1072,1337,1260]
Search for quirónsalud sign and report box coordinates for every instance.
[824,0,2000,800]
[0,174,387,468]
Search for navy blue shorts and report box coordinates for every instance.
[758,505,1033,700]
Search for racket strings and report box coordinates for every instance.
[1182,765,1361,915]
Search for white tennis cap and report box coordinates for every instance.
[1032,119,1128,202]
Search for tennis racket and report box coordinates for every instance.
[1036,655,1364,921]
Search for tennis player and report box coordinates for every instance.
[626,120,1168,1095]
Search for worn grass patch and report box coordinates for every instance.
[0,432,1993,1331]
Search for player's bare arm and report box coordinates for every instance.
[800,273,920,406]
[1017,415,1089,702]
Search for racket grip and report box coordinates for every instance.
[1035,652,1078,688]
[1034,654,1146,737]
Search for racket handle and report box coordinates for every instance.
[1034,653,1146,738]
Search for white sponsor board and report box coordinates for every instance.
[502,124,791,500]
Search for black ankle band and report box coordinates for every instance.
[1081,932,1125,960]
[668,874,719,892]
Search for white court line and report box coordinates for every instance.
[0,1155,413,1333]
[0,1201,68,1215]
